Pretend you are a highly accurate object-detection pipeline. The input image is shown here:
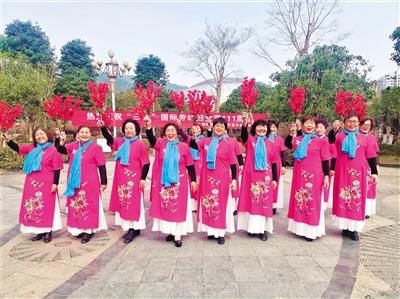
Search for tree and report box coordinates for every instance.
[0,53,56,133]
[183,23,254,111]
[54,69,93,108]
[58,39,95,77]
[3,20,54,65]
[269,45,373,121]
[115,89,138,111]
[133,55,168,87]
[390,27,400,66]
[255,0,339,70]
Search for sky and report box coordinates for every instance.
[1,0,399,87]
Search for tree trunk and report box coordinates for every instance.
[215,83,222,112]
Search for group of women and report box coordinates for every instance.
[3,110,379,246]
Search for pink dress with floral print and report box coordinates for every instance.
[332,133,377,221]
[270,136,287,204]
[64,142,106,229]
[287,136,330,226]
[109,138,150,221]
[19,144,63,228]
[197,138,237,229]
[149,139,194,222]
[238,136,277,217]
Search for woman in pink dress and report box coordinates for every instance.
[226,135,244,213]
[330,113,378,241]
[3,128,63,243]
[143,115,197,248]
[267,120,287,215]
[315,119,336,210]
[285,116,330,241]
[237,115,278,241]
[192,117,238,245]
[98,119,150,243]
[177,121,205,212]
[361,118,380,219]
[57,126,108,244]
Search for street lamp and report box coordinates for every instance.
[92,49,132,137]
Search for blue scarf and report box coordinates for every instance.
[114,136,139,166]
[206,135,225,170]
[161,140,180,187]
[268,133,276,142]
[22,142,52,175]
[254,135,268,171]
[342,129,359,159]
[293,132,317,161]
[189,135,203,161]
[64,141,93,197]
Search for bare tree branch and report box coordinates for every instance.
[182,22,254,111]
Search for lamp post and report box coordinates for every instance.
[92,49,132,137]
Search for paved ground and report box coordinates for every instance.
[0,162,399,298]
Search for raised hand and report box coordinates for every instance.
[97,120,105,127]
[143,114,152,129]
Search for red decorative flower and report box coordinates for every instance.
[241,77,259,109]
[200,91,215,116]
[335,91,367,119]
[288,87,306,116]
[87,82,109,112]
[43,95,82,121]
[187,89,202,117]
[170,91,185,111]
[0,100,23,131]
[132,81,162,116]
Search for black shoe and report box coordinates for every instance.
[207,236,215,240]
[43,232,52,243]
[273,208,277,215]
[247,232,255,237]
[165,234,174,242]
[233,210,238,216]
[349,231,359,241]
[365,215,370,219]
[304,237,314,242]
[124,229,139,243]
[81,233,92,244]
[174,240,182,248]
[341,229,349,237]
[217,237,225,245]
[77,233,84,238]
[31,233,45,241]
[259,231,268,241]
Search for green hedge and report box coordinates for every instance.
[0,147,24,171]
[379,144,400,156]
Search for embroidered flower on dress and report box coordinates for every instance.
[339,168,362,212]
[24,192,44,223]
[160,183,180,213]
[294,169,314,214]
[250,175,271,208]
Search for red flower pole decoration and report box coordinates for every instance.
[240,77,259,110]
[170,91,185,116]
[0,100,23,132]
[133,81,162,117]
[187,89,202,122]
[87,82,109,113]
[335,91,367,119]
[43,95,82,124]
[288,87,306,116]
[200,91,215,116]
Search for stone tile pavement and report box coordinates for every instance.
[0,162,399,298]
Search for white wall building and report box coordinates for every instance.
[376,72,400,94]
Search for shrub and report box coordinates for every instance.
[0,147,24,171]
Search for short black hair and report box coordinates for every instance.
[32,127,53,146]
[250,119,268,136]
[360,117,375,130]
[315,118,329,129]
[267,119,279,135]
[121,119,141,136]
[212,117,228,130]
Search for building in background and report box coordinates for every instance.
[376,71,400,94]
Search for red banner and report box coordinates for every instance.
[71,111,267,129]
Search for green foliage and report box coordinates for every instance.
[54,69,92,108]
[379,144,400,156]
[116,89,138,111]
[0,146,24,171]
[390,26,400,66]
[3,20,54,65]
[58,39,95,77]
[368,87,400,133]
[0,53,56,122]
[133,55,169,87]
[156,89,175,112]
